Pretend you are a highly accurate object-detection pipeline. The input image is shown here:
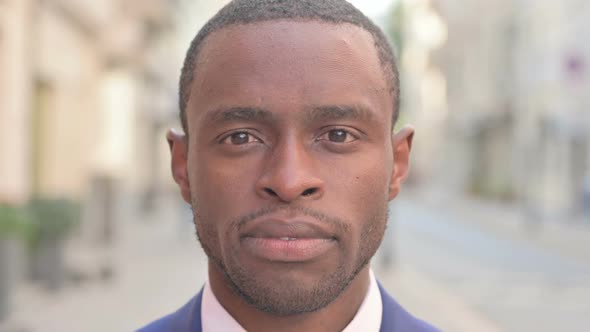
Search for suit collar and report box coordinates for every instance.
[139,280,439,332]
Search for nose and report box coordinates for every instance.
[256,138,324,203]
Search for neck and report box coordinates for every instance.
[208,261,371,332]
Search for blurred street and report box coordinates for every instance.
[0,196,208,332]
[392,189,590,332]
[1,189,588,332]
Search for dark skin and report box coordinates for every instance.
[169,21,413,332]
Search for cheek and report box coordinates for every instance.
[320,152,391,237]
[328,153,391,205]
[191,154,237,201]
[350,165,390,236]
[189,153,260,230]
[350,162,390,254]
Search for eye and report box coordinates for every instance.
[221,131,261,145]
[318,129,358,143]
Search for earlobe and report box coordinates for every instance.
[167,129,192,204]
[388,126,414,201]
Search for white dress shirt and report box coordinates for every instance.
[201,269,383,332]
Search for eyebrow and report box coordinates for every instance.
[202,104,377,126]
[305,105,376,124]
[203,106,275,124]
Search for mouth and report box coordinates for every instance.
[239,219,337,262]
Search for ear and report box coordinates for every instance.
[388,125,414,201]
[167,129,192,204]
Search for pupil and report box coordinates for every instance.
[329,130,347,142]
[231,133,249,144]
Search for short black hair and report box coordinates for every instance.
[179,0,400,133]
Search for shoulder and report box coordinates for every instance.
[136,291,203,332]
[378,282,441,332]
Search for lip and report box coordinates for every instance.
[240,218,336,262]
[240,219,334,239]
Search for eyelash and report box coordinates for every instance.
[218,130,262,145]
[217,127,361,146]
[317,128,360,143]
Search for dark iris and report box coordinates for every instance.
[230,132,250,145]
[328,129,348,143]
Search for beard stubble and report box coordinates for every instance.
[193,203,389,316]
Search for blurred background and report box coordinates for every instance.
[1,0,589,331]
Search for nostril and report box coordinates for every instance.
[302,188,317,197]
[264,188,278,197]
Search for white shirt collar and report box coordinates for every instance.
[201,280,245,332]
[201,269,382,332]
[342,269,383,332]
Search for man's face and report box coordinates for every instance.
[171,21,412,315]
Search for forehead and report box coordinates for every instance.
[187,20,391,126]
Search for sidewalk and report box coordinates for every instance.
[1,201,207,332]
[1,196,499,332]
[406,187,590,264]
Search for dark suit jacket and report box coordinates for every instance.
[137,282,440,332]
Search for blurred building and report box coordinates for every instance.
[0,0,33,205]
[399,0,590,221]
[511,0,590,219]
[432,0,516,199]
[395,0,448,187]
[0,0,176,233]
[0,0,172,198]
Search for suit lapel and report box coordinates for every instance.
[378,282,396,332]
[170,283,435,332]
[171,288,204,332]
[378,282,440,332]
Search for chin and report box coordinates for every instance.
[221,254,360,315]
[232,267,349,316]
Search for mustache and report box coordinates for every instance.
[232,205,350,234]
